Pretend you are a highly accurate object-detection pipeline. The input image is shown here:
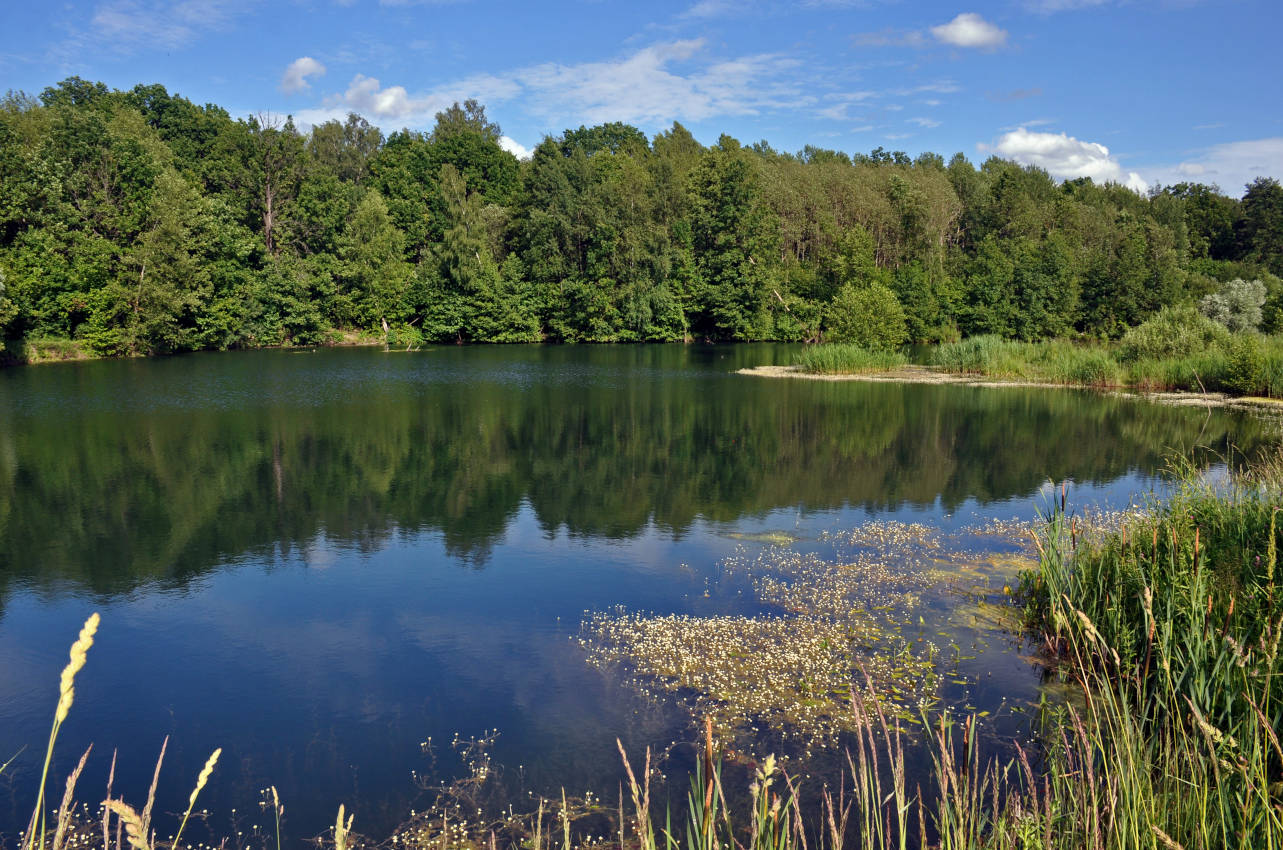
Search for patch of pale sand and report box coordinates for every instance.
[737,365,1283,416]
[737,364,1078,390]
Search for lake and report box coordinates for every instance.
[0,344,1275,843]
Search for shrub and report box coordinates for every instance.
[1222,333,1268,396]
[1199,278,1267,332]
[1117,305,1231,362]
[824,283,908,351]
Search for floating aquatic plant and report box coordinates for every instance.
[581,518,1040,758]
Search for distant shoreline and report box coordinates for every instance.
[737,363,1283,414]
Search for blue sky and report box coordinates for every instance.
[3,0,1281,195]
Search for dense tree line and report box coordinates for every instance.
[1,77,1281,358]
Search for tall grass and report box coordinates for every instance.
[795,345,908,375]
[927,333,1283,397]
[929,336,1126,388]
[1016,456,1283,848]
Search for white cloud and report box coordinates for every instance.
[894,81,961,96]
[818,91,878,120]
[340,74,416,118]
[280,57,326,95]
[298,40,811,132]
[986,127,1147,192]
[818,81,956,122]
[499,136,532,160]
[1144,138,1283,197]
[909,117,941,128]
[930,13,1008,49]
[76,0,244,52]
[514,41,805,126]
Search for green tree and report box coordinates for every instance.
[83,169,211,354]
[687,137,780,339]
[336,190,410,328]
[824,282,908,350]
[1239,177,1283,275]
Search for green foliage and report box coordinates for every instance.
[1222,332,1268,395]
[1116,304,1231,362]
[0,268,16,335]
[1199,277,1266,332]
[931,335,1019,374]
[1020,461,1283,848]
[823,282,907,350]
[1061,346,1122,386]
[687,138,780,340]
[1240,177,1283,275]
[794,343,907,374]
[1,76,1281,362]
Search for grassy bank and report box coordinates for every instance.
[796,307,1283,399]
[930,333,1283,397]
[14,457,1283,850]
[1,330,392,366]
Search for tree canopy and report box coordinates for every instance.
[1,78,1280,359]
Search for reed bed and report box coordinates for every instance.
[929,333,1283,397]
[794,346,909,375]
[795,333,1283,398]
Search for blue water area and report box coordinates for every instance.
[0,344,1273,842]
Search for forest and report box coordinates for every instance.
[1,76,1281,360]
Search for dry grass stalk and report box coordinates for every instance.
[102,801,149,850]
[615,739,651,848]
[334,804,354,850]
[140,737,168,844]
[28,613,100,850]
[52,745,93,850]
[103,750,116,850]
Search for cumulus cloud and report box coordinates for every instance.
[1144,138,1283,197]
[930,13,1008,49]
[297,40,811,132]
[280,57,326,94]
[499,136,532,160]
[986,127,1147,192]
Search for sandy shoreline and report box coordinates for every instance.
[737,364,1283,414]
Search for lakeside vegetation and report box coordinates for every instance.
[12,454,1282,850]
[794,303,1283,398]
[1,78,1282,363]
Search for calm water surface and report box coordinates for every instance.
[0,344,1276,841]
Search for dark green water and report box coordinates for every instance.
[0,344,1275,842]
